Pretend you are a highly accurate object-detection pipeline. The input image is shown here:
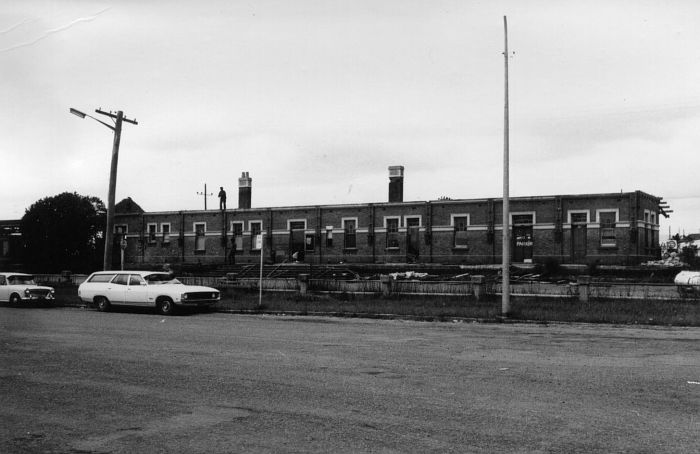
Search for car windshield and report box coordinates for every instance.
[8,275,35,285]
[144,274,181,285]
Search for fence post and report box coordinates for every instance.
[578,275,591,302]
[471,275,486,301]
[298,273,310,295]
[380,274,393,296]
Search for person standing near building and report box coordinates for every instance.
[218,187,227,210]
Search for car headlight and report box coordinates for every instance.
[24,288,30,296]
[212,293,218,299]
[50,289,55,294]
[181,293,188,301]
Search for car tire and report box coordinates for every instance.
[95,296,111,312]
[9,293,21,306]
[157,297,175,316]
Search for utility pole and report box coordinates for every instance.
[70,107,137,271]
[502,16,511,317]
[197,184,213,210]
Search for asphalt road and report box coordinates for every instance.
[1,306,699,454]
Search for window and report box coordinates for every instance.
[231,221,244,251]
[114,225,128,234]
[113,274,129,285]
[599,211,617,247]
[305,234,315,251]
[343,218,357,249]
[512,213,535,225]
[326,226,333,247]
[129,275,145,286]
[0,275,5,285]
[385,217,400,249]
[288,220,306,230]
[147,223,157,243]
[161,223,171,243]
[87,273,116,283]
[452,215,469,248]
[250,221,262,250]
[194,223,206,252]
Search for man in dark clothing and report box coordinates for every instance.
[218,187,227,210]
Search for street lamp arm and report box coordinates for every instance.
[69,107,115,131]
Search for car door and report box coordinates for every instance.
[105,274,129,304]
[124,274,150,306]
[0,275,8,301]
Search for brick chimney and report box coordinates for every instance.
[388,166,404,203]
[238,172,252,209]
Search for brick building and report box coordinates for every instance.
[113,168,666,269]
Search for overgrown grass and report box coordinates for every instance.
[216,288,700,326]
[46,285,700,326]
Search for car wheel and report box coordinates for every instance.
[158,298,175,316]
[95,296,111,312]
[9,293,21,306]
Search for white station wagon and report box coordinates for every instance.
[0,272,55,305]
[78,271,220,315]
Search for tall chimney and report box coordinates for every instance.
[238,172,252,209]
[388,166,404,203]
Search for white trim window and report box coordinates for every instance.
[249,221,263,250]
[193,222,206,252]
[597,209,618,247]
[287,219,307,230]
[384,216,401,249]
[567,210,589,225]
[342,217,358,249]
[512,212,536,226]
[451,214,469,248]
[231,221,244,251]
[160,223,171,244]
[147,223,158,243]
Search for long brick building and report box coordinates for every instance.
[113,167,666,268]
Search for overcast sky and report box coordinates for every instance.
[2,0,699,237]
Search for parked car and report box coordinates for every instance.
[78,270,220,315]
[0,272,55,305]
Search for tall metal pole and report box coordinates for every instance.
[502,16,511,316]
[104,111,123,271]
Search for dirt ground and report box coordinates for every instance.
[1,305,699,453]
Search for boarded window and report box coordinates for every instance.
[600,212,616,246]
[453,216,468,248]
[194,223,206,251]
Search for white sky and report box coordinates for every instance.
[1,0,699,237]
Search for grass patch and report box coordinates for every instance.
[216,288,700,326]
[46,285,700,326]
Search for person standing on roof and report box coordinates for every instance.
[218,187,227,210]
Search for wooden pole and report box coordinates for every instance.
[104,111,123,271]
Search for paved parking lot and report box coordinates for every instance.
[1,306,699,453]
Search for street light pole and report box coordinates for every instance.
[502,16,511,317]
[70,107,137,271]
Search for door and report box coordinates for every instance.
[124,274,150,306]
[0,275,8,301]
[513,226,533,262]
[571,225,587,262]
[105,273,129,304]
[570,212,588,263]
[406,218,420,261]
[289,221,306,261]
